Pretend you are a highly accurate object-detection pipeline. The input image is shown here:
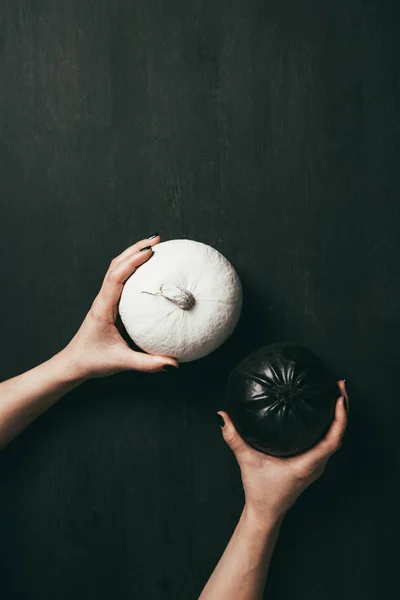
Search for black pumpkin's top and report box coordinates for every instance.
[226,342,338,457]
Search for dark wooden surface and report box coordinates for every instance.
[1,1,400,598]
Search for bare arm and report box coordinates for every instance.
[0,235,178,449]
[0,351,87,449]
[199,381,349,600]
[199,508,283,600]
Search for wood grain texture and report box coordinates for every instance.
[0,0,399,598]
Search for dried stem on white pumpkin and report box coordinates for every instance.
[141,283,195,310]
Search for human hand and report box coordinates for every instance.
[60,235,179,379]
[218,380,349,526]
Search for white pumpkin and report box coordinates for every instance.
[119,239,243,362]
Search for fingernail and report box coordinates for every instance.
[140,246,152,253]
[343,396,348,412]
[163,364,179,372]
[148,233,159,239]
[217,413,225,428]
[343,378,346,383]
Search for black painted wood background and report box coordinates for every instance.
[0,1,399,599]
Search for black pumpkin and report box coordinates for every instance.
[225,342,338,457]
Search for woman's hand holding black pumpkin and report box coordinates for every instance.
[218,380,349,527]
[61,236,179,379]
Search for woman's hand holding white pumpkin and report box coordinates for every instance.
[0,236,179,449]
[61,235,180,379]
[218,379,349,526]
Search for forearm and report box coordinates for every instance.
[0,349,87,449]
[199,507,284,600]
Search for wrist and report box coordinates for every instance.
[242,504,286,532]
[50,347,91,385]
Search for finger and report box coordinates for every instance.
[120,349,179,373]
[337,379,350,411]
[98,246,155,313]
[301,396,348,463]
[321,396,348,452]
[217,411,252,460]
[107,235,161,270]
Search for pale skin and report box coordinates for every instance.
[0,234,179,450]
[198,381,349,600]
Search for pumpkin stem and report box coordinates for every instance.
[140,284,195,310]
[159,283,195,310]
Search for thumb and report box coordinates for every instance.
[217,411,250,460]
[123,349,179,373]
